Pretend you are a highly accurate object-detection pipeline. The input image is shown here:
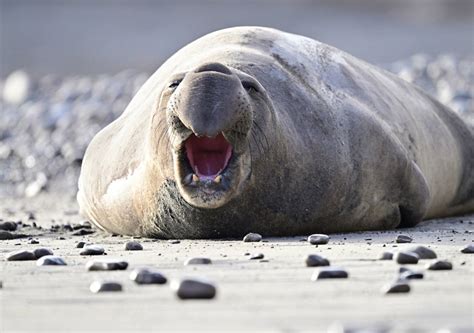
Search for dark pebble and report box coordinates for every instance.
[307,234,330,245]
[33,248,53,258]
[169,240,180,244]
[0,231,28,240]
[0,221,17,231]
[6,249,36,261]
[90,280,122,293]
[399,267,424,279]
[250,253,264,260]
[379,251,393,260]
[427,260,453,270]
[28,239,39,244]
[312,267,349,280]
[80,245,105,255]
[460,244,474,253]
[383,282,411,294]
[184,257,212,265]
[130,268,167,284]
[72,229,95,236]
[172,278,216,299]
[86,259,128,271]
[125,241,143,251]
[305,254,330,267]
[394,251,419,264]
[406,245,437,259]
[36,255,67,266]
[243,233,262,242]
[76,241,86,248]
[396,235,413,243]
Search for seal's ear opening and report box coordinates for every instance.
[184,133,233,180]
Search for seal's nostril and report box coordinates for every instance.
[195,63,232,75]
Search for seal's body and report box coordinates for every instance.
[78,27,474,238]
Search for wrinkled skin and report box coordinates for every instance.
[78,27,474,238]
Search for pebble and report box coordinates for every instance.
[305,254,330,267]
[72,229,95,236]
[394,251,419,264]
[0,231,14,240]
[28,239,39,244]
[125,240,143,251]
[172,278,216,299]
[80,244,105,255]
[3,70,31,105]
[76,241,86,248]
[396,235,413,243]
[130,268,167,284]
[90,280,123,293]
[249,253,264,260]
[242,232,262,242]
[399,267,424,280]
[307,234,330,245]
[312,267,349,280]
[33,247,54,258]
[379,251,393,260]
[405,245,437,259]
[427,260,453,270]
[86,259,128,271]
[36,255,67,266]
[460,244,474,253]
[383,282,411,294]
[169,240,180,244]
[184,257,212,265]
[0,221,17,231]
[6,249,36,261]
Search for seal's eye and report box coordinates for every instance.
[242,81,259,94]
[168,79,182,89]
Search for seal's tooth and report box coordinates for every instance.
[192,174,200,183]
[213,175,222,183]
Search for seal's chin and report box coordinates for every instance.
[174,132,244,209]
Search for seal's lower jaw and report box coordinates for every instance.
[174,133,245,209]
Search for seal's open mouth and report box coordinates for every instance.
[184,133,233,181]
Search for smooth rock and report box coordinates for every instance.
[33,248,54,258]
[28,239,39,244]
[305,254,330,267]
[406,245,437,259]
[36,255,67,266]
[399,267,424,279]
[379,251,393,260]
[80,245,105,255]
[460,244,474,254]
[86,259,128,271]
[427,260,453,270]
[172,278,216,299]
[184,257,212,265]
[169,240,180,244]
[243,233,262,242]
[0,231,28,240]
[125,241,143,251]
[0,221,17,231]
[130,268,167,284]
[383,282,411,294]
[396,235,413,243]
[72,229,95,236]
[312,267,349,280]
[76,241,86,248]
[6,249,36,261]
[90,280,122,293]
[394,251,419,264]
[308,234,330,245]
[249,253,264,260]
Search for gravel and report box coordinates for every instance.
[36,255,67,266]
[460,244,474,253]
[86,259,128,271]
[427,260,453,270]
[130,268,167,285]
[312,267,349,280]
[242,232,262,242]
[394,251,419,264]
[5,249,37,261]
[80,245,105,255]
[305,254,330,267]
[184,257,212,265]
[171,278,217,300]
[89,280,123,293]
[307,234,330,245]
[125,241,143,251]
[1,54,472,199]
[405,246,437,259]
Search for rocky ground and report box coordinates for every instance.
[0,56,473,332]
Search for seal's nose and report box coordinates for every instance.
[194,62,232,75]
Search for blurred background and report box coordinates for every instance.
[0,0,473,200]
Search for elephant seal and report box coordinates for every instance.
[78,26,474,238]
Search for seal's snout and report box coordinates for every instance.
[184,133,233,181]
[194,62,233,75]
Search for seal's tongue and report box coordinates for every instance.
[185,133,232,180]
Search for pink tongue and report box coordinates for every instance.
[185,134,232,179]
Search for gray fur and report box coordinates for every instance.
[78,27,474,238]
